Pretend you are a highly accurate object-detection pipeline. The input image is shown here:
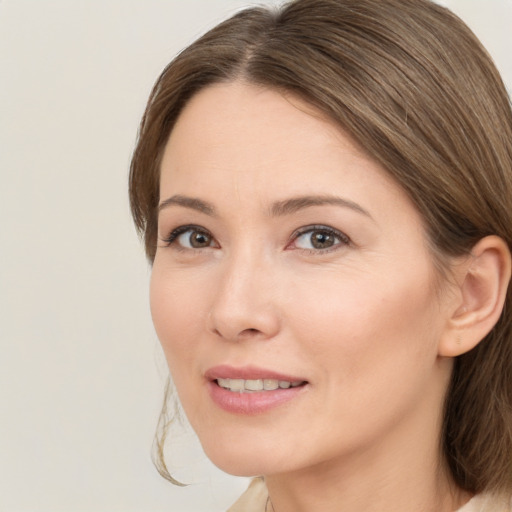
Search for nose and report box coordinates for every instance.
[207,250,281,342]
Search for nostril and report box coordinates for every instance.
[212,326,266,341]
[240,328,261,336]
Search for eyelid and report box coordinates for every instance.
[288,224,350,251]
[160,224,216,248]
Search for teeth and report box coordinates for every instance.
[263,379,279,390]
[228,379,245,392]
[245,379,263,391]
[217,378,304,393]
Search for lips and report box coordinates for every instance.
[205,364,307,382]
[205,365,308,414]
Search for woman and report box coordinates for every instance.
[129,0,512,510]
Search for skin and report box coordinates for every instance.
[151,82,471,511]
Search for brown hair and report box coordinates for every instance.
[129,0,512,494]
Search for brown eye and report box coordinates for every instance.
[310,231,336,249]
[162,226,216,249]
[293,226,349,251]
[188,230,212,248]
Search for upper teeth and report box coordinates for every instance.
[217,378,303,392]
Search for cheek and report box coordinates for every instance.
[286,261,440,382]
[149,264,207,376]
[281,264,445,450]
[149,264,214,429]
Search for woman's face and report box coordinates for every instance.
[151,82,456,477]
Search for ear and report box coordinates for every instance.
[438,235,511,357]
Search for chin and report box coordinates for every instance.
[198,431,292,477]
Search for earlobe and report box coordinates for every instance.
[438,236,511,357]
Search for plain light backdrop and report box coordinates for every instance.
[1,1,511,511]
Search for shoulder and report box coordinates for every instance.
[227,477,268,512]
[458,493,512,512]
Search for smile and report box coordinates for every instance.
[216,378,305,392]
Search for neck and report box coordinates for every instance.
[265,459,470,512]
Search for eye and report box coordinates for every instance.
[179,229,213,249]
[161,225,216,249]
[292,225,349,251]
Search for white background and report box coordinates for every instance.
[1,1,511,511]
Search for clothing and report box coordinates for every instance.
[227,478,267,512]
[227,478,512,512]
[457,493,512,512]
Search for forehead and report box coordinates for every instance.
[165,82,348,160]
[160,82,399,199]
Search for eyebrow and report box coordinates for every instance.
[158,194,372,219]
[270,195,372,219]
[158,195,216,216]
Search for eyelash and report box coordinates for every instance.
[160,224,350,253]
[289,225,350,253]
[160,224,214,249]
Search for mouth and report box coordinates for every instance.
[215,378,306,393]
[205,365,309,414]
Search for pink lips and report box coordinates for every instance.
[205,365,306,382]
[205,365,308,415]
